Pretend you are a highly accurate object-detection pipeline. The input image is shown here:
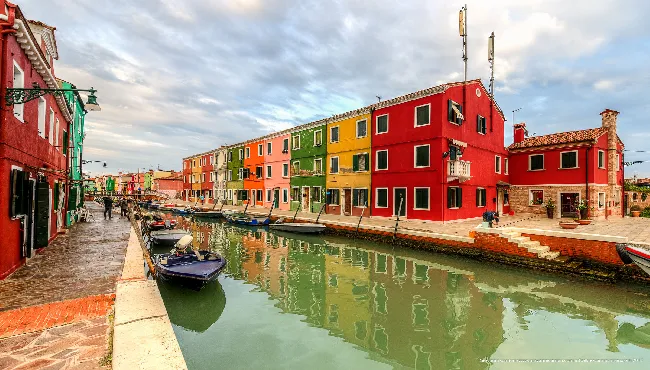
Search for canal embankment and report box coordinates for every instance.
[112,227,187,370]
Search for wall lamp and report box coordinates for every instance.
[5,82,101,111]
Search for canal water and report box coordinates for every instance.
[154,217,650,370]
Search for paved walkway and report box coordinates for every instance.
[168,200,650,244]
[0,203,130,369]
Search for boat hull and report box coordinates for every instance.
[193,211,223,218]
[154,251,227,290]
[225,215,270,226]
[269,223,326,234]
[149,230,191,247]
[625,245,650,276]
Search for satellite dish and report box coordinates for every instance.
[488,32,495,61]
[459,9,465,36]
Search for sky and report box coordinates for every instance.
[17,0,650,177]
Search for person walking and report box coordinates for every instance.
[103,196,114,220]
[199,194,205,205]
[120,198,128,217]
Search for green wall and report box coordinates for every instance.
[226,145,245,205]
[62,81,86,226]
[290,124,327,212]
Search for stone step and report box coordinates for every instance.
[539,251,560,260]
[511,236,529,243]
[502,231,521,238]
[527,245,551,254]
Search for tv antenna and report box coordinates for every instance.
[512,107,522,123]
[459,4,468,83]
[376,96,381,102]
[488,32,495,96]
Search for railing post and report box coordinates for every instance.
[356,202,367,233]
[392,196,404,241]
[316,202,326,223]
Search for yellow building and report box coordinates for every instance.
[326,108,372,216]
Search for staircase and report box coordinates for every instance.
[500,230,560,260]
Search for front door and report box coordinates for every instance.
[24,178,35,258]
[274,189,280,208]
[560,193,579,218]
[344,189,352,215]
[302,187,310,212]
[35,181,50,248]
[497,188,504,215]
[394,188,406,217]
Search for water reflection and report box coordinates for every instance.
[159,217,650,369]
[158,279,226,333]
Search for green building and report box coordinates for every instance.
[83,179,96,193]
[226,145,245,205]
[290,120,327,213]
[106,176,116,193]
[144,172,153,191]
[60,80,86,226]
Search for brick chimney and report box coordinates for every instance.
[600,109,619,185]
[513,123,527,144]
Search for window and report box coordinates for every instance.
[312,186,322,202]
[477,115,486,134]
[449,145,461,160]
[328,189,340,205]
[292,135,300,149]
[356,119,367,138]
[476,188,487,207]
[282,163,289,177]
[414,188,429,210]
[258,144,263,156]
[353,153,369,172]
[227,170,232,181]
[256,166,263,179]
[376,150,388,170]
[10,168,27,217]
[245,147,250,158]
[238,149,243,160]
[616,154,620,171]
[598,192,606,209]
[330,126,339,143]
[210,172,215,182]
[49,108,54,145]
[62,131,68,156]
[201,173,205,182]
[415,104,430,127]
[266,189,272,202]
[414,145,430,168]
[292,161,300,175]
[530,190,544,205]
[283,138,289,152]
[495,155,501,173]
[376,115,388,134]
[38,97,46,138]
[376,188,388,208]
[330,157,339,174]
[13,61,24,121]
[228,151,232,162]
[560,151,578,169]
[353,188,368,207]
[267,142,272,155]
[504,158,509,175]
[314,130,323,146]
[282,188,289,203]
[448,100,463,125]
[266,165,272,178]
[314,158,323,173]
[257,190,263,202]
[598,150,605,168]
[529,154,544,171]
[292,187,300,201]
[447,187,462,208]
[237,168,243,180]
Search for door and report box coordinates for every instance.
[497,188,504,215]
[24,178,35,258]
[560,193,579,218]
[394,188,406,217]
[344,189,352,215]
[274,189,280,208]
[302,187,310,212]
[35,181,50,248]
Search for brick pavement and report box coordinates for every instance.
[0,203,130,369]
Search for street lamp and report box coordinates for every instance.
[81,160,106,167]
[4,82,101,111]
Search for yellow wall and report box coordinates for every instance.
[326,113,371,190]
[190,155,202,191]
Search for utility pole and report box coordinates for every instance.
[488,32,495,97]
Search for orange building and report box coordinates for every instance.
[243,139,266,206]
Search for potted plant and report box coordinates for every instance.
[542,198,555,219]
[630,204,642,217]
[575,199,589,220]
[642,192,648,202]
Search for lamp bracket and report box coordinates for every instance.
[5,83,97,106]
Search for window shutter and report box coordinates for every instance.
[54,183,59,210]
[352,155,359,171]
[364,153,370,170]
[447,188,452,208]
[63,131,68,156]
[448,100,453,122]
[457,104,463,125]
[353,189,358,206]
[10,169,18,217]
[476,189,480,206]
[457,188,463,208]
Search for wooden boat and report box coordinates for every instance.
[225,214,270,226]
[193,211,222,218]
[623,245,650,276]
[157,279,226,331]
[269,221,326,234]
[154,236,227,290]
[149,229,191,247]
[147,219,177,231]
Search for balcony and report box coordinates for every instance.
[447,160,471,182]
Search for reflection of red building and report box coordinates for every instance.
[243,139,265,206]
[1,5,73,278]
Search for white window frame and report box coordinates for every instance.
[330,156,339,174]
[477,115,486,135]
[283,138,289,152]
[238,149,243,160]
[353,187,369,208]
[413,187,430,210]
[54,118,60,149]
[529,189,544,206]
[495,155,501,174]
[314,129,323,146]
[560,150,579,169]
[266,165,272,178]
[376,114,389,135]
[414,103,431,127]
[448,187,460,209]
[292,160,300,175]
[13,61,24,122]
[504,158,509,175]
[282,163,289,178]
[376,150,388,171]
[245,147,250,159]
[528,154,545,171]
[598,150,605,169]
[267,142,272,155]
[266,189,272,202]
[413,144,430,168]
[312,186,322,203]
[330,126,340,143]
[282,188,289,203]
[356,119,368,138]
[375,188,389,208]
[258,144,263,156]
[49,108,55,145]
[292,135,300,150]
[37,97,46,138]
[477,187,486,207]
[598,192,606,209]
[314,158,323,174]
[227,170,232,181]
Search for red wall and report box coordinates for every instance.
[243,140,265,205]
[201,154,214,201]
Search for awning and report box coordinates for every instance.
[452,104,464,120]
[496,181,510,187]
[448,138,467,148]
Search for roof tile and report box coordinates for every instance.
[508,127,606,150]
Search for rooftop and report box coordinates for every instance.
[508,127,607,150]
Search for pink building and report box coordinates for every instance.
[263,132,291,210]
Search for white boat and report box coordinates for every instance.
[269,222,326,234]
[625,245,650,276]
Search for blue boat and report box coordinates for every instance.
[225,214,270,226]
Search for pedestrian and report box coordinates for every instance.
[120,198,128,217]
[200,194,205,205]
[103,196,114,220]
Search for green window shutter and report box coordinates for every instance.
[10,169,18,217]
[353,189,359,206]
[448,100,453,122]
[456,104,463,125]
[352,155,359,171]
[476,188,480,206]
[63,131,68,156]
[54,183,59,210]
[364,153,370,170]
[476,115,481,133]
[457,187,463,208]
[447,188,452,208]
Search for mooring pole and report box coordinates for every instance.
[356,202,367,233]
[243,202,249,216]
[393,196,404,241]
[292,201,301,222]
[267,191,277,219]
[316,203,326,223]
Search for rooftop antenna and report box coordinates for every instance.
[488,32,495,97]
[376,96,381,102]
[512,107,522,124]
[459,5,467,84]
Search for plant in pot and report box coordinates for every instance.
[542,198,555,219]
[575,199,589,220]
[630,204,642,217]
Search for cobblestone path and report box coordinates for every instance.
[0,203,130,369]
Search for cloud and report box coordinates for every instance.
[16,0,650,176]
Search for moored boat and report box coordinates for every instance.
[225,214,270,226]
[623,245,650,276]
[269,221,326,234]
[149,229,192,247]
[147,219,177,231]
[193,211,223,218]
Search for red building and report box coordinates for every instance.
[507,109,624,219]
[200,152,214,203]
[243,139,265,206]
[182,158,191,201]
[370,80,508,222]
[155,173,183,199]
[0,4,73,278]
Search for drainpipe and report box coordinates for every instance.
[586,146,590,218]
[0,3,18,141]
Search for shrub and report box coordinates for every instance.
[642,207,650,218]
[630,205,642,212]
